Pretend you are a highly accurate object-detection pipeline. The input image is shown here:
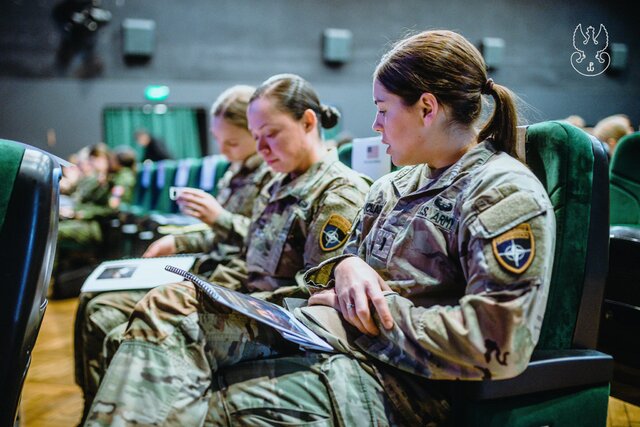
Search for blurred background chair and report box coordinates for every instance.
[0,139,61,426]
[598,131,640,405]
[449,121,612,426]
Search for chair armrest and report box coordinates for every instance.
[447,349,613,401]
[610,225,640,242]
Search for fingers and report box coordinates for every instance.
[308,289,339,309]
[338,285,376,335]
[353,289,379,335]
[371,281,394,330]
[142,248,155,258]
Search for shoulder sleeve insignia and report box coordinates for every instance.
[320,213,351,252]
[492,223,535,274]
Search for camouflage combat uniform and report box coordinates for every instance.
[86,141,554,426]
[85,148,370,426]
[74,154,272,421]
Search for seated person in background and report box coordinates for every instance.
[593,113,634,156]
[86,31,555,426]
[134,128,172,161]
[60,147,89,196]
[561,114,586,129]
[107,145,137,210]
[74,84,274,422]
[86,73,371,425]
[57,143,135,250]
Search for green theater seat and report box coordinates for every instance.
[0,139,61,425]
[599,131,640,405]
[609,132,640,227]
[448,121,612,427]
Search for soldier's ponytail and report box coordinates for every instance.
[478,80,518,157]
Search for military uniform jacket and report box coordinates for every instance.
[225,148,370,293]
[72,170,135,220]
[174,153,273,254]
[303,140,556,381]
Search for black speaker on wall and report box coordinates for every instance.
[122,18,155,64]
[480,37,505,70]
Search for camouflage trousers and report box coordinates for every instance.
[85,281,402,426]
[74,290,149,422]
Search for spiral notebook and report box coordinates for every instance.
[165,265,333,352]
[80,255,197,293]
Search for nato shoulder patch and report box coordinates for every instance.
[320,214,351,252]
[492,223,535,274]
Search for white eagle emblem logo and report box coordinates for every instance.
[571,24,610,76]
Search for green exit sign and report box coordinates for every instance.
[144,85,170,101]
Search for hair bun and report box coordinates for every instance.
[320,104,340,129]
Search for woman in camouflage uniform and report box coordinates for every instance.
[82,75,369,425]
[87,30,555,425]
[74,85,274,421]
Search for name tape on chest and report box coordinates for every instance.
[492,223,535,274]
[320,213,352,252]
[417,196,457,232]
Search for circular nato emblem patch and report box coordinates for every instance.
[492,223,535,274]
[320,214,351,252]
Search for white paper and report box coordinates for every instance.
[80,255,197,293]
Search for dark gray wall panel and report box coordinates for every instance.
[0,0,637,157]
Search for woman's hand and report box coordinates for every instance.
[177,189,224,226]
[333,257,394,335]
[142,235,177,258]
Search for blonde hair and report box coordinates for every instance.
[210,85,256,130]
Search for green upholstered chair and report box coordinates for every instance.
[598,131,640,405]
[609,132,640,227]
[151,159,178,214]
[0,140,61,425]
[449,121,612,427]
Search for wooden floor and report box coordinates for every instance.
[18,298,640,426]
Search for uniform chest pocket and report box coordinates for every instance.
[247,210,299,274]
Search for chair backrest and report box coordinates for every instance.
[152,159,178,213]
[133,160,157,211]
[609,131,640,226]
[525,121,609,351]
[0,139,60,425]
[199,154,230,197]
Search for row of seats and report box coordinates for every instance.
[125,154,230,216]
[599,131,640,405]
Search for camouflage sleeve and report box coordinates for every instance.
[112,169,136,205]
[208,209,251,250]
[357,187,556,381]
[303,182,367,272]
[303,211,363,294]
[174,229,216,254]
[73,202,115,220]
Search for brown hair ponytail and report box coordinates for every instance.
[478,82,518,157]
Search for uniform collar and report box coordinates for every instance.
[228,152,263,176]
[266,147,339,202]
[392,140,497,196]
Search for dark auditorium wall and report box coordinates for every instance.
[0,0,638,158]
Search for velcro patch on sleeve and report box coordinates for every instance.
[320,214,351,252]
[492,223,535,274]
